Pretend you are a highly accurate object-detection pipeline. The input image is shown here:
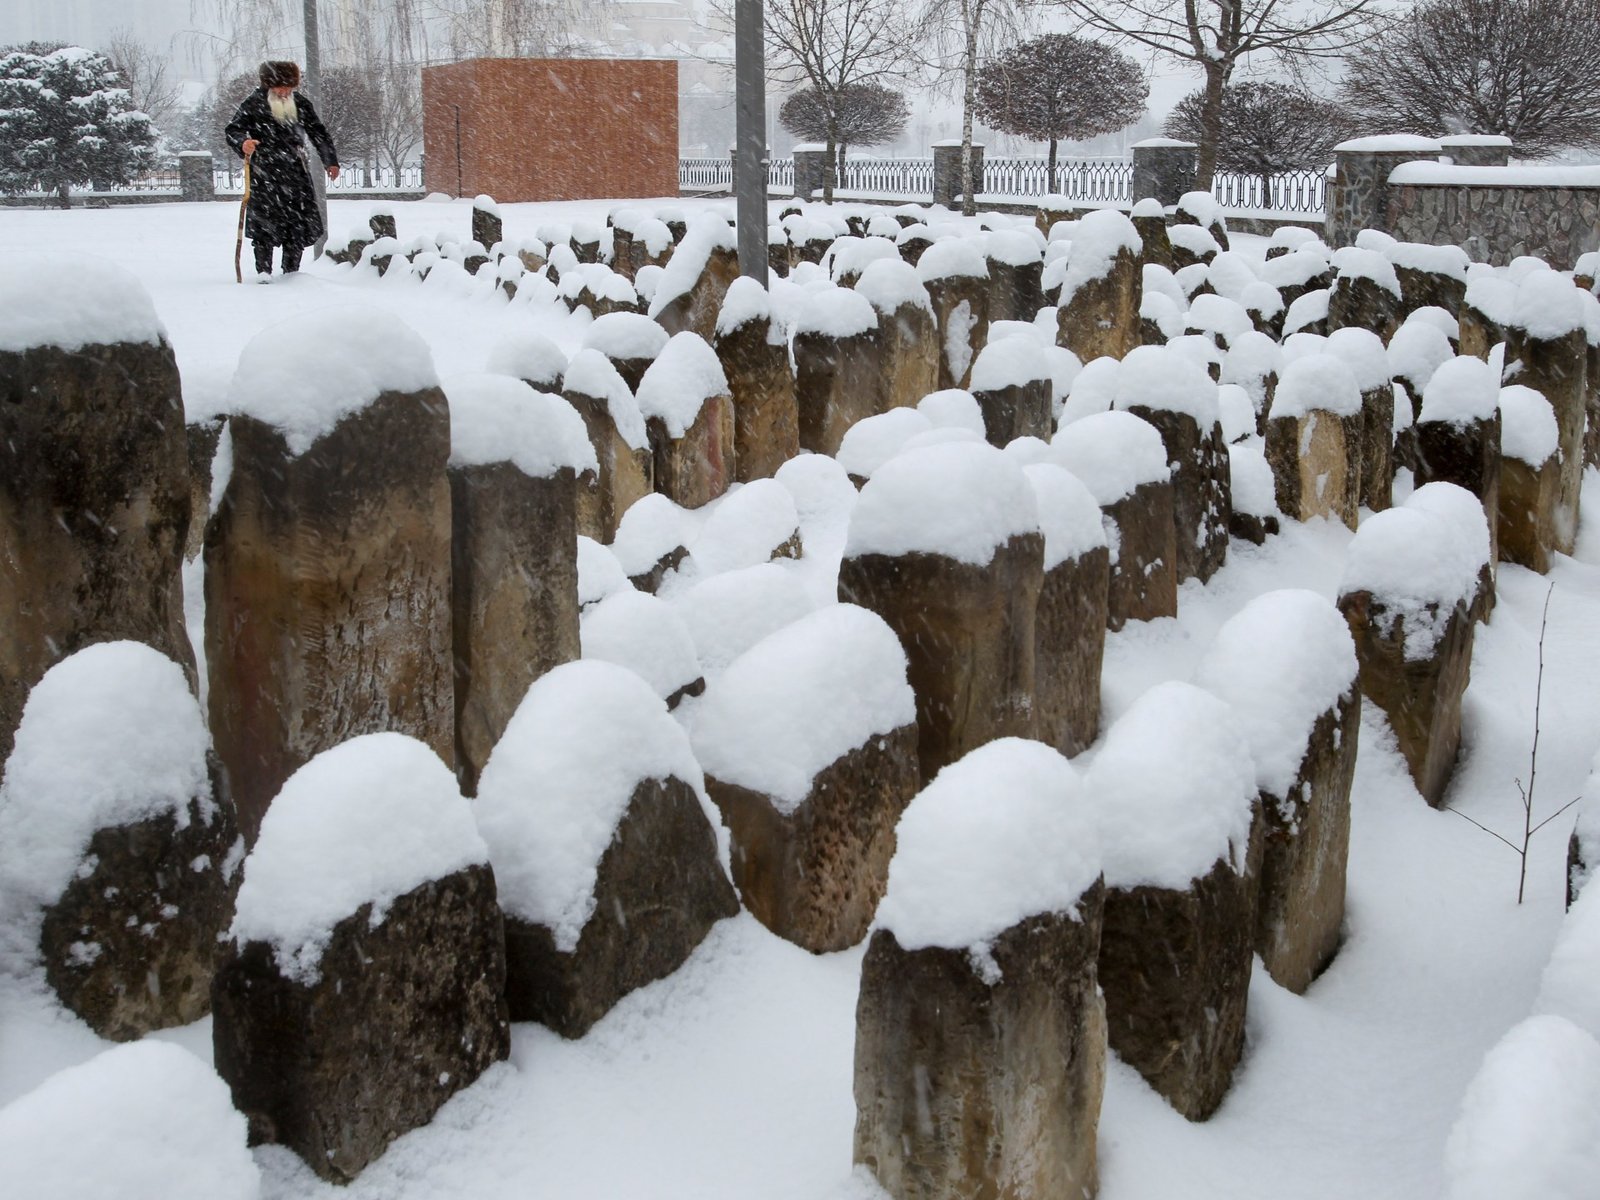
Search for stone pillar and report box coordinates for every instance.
[1325,136,1442,248]
[1510,324,1590,555]
[1264,356,1365,529]
[178,151,214,201]
[792,145,831,200]
[713,279,801,482]
[932,141,984,209]
[1439,135,1513,167]
[792,287,886,456]
[368,207,398,241]
[854,260,940,412]
[1,269,195,768]
[1056,210,1144,363]
[1130,139,1198,207]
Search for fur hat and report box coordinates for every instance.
[259,61,301,89]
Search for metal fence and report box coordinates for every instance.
[679,155,1326,215]
[212,162,424,194]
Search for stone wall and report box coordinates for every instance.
[1387,168,1600,268]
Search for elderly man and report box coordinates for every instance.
[225,61,340,279]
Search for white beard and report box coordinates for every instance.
[268,93,298,125]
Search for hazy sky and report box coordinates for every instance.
[1,0,222,81]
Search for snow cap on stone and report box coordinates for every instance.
[1331,246,1402,298]
[875,738,1101,955]
[1499,385,1559,466]
[836,408,935,480]
[916,237,990,283]
[845,440,1040,567]
[1050,410,1170,504]
[577,535,632,608]
[1085,682,1256,890]
[689,604,915,812]
[1059,209,1141,304]
[582,311,670,362]
[475,660,722,951]
[917,388,987,435]
[634,332,729,439]
[671,562,815,676]
[853,257,933,316]
[442,373,597,478]
[690,479,802,576]
[1023,463,1109,570]
[227,306,437,456]
[1228,443,1278,518]
[970,334,1052,393]
[1388,320,1456,390]
[561,348,649,451]
[1513,270,1586,340]
[230,733,488,982]
[714,276,776,339]
[0,252,167,354]
[792,283,878,341]
[1270,353,1364,420]
[1326,327,1393,393]
[1195,590,1358,800]
[647,211,735,318]
[1419,355,1501,427]
[1113,344,1220,423]
[580,589,702,702]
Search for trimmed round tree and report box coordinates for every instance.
[0,43,157,207]
[780,83,909,173]
[973,34,1147,193]
[1165,80,1353,202]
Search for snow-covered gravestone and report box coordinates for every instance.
[918,238,992,391]
[970,334,1054,446]
[1086,682,1258,1121]
[854,258,940,412]
[1196,591,1360,993]
[0,255,194,768]
[609,210,674,281]
[1173,191,1231,253]
[1443,1015,1600,1200]
[985,229,1045,324]
[854,739,1106,1200]
[791,285,887,456]
[1113,345,1231,583]
[1265,354,1365,529]
[1130,197,1175,272]
[1056,210,1144,365]
[476,661,736,1036]
[1497,385,1561,572]
[582,311,668,394]
[636,331,737,509]
[1414,356,1503,567]
[1506,272,1589,555]
[1337,486,1486,807]
[1317,327,1394,512]
[204,307,453,842]
[0,1041,260,1200]
[1220,329,1283,434]
[1051,411,1178,630]
[1458,275,1515,362]
[649,212,740,343]
[1385,240,1469,319]
[443,375,595,795]
[691,606,918,952]
[838,443,1044,781]
[471,194,502,253]
[0,643,238,1040]
[1328,247,1403,342]
[1024,465,1110,757]
[712,278,800,482]
[212,733,509,1184]
[560,349,653,541]
[487,328,567,394]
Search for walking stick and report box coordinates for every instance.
[234,152,253,283]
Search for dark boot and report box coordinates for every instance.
[281,244,304,273]
[253,241,273,276]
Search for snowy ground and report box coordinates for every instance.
[1,196,1596,1199]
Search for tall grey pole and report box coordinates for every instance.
[733,0,768,282]
[304,0,328,257]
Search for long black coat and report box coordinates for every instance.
[225,88,338,247]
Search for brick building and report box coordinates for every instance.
[421,58,679,203]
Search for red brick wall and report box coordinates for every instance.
[421,58,679,203]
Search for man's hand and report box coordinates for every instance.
[327,164,340,181]
[242,138,258,157]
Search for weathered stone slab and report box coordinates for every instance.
[1498,385,1562,573]
[1265,355,1365,529]
[713,278,801,482]
[1031,527,1108,758]
[636,332,738,509]
[562,349,653,542]
[792,288,886,456]
[853,259,941,411]
[1057,214,1143,364]
[650,215,741,343]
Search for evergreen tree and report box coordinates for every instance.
[0,44,158,208]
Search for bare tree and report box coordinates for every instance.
[424,0,605,59]
[1166,80,1353,198]
[1053,0,1393,186]
[780,83,909,165]
[1341,0,1600,158]
[762,0,927,202]
[920,0,1032,215]
[103,28,184,138]
[974,33,1146,193]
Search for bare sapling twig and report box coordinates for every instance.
[1452,582,1581,903]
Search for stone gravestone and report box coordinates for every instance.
[1496,385,1562,573]
[917,238,992,391]
[984,229,1045,324]
[635,332,738,509]
[791,285,886,456]
[560,349,653,542]
[0,642,239,1042]
[853,258,941,411]
[581,311,669,394]
[1265,354,1365,529]
[471,194,503,253]
[713,277,801,482]
[1197,591,1360,993]
[1414,356,1503,571]
[1113,345,1231,583]
[0,257,194,768]
[1056,209,1144,364]
[1023,464,1110,758]
[1337,490,1486,807]
[969,334,1055,447]
[838,442,1043,782]
[1327,247,1404,342]
[854,739,1106,1200]
[650,213,741,343]
[1326,327,1397,513]
[212,734,509,1184]
[1086,682,1259,1121]
[693,605,920,953]
[475,661,736,1037]
[204,308,454,842]
[442,375,594,795]
[1051,411,1178,630]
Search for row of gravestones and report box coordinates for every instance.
[1,209,1592,1190]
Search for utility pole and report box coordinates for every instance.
[733,0,768,282]
[304,0,328,257]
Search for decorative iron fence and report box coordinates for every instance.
[212,162,424,193]
[679,155,1326,215]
